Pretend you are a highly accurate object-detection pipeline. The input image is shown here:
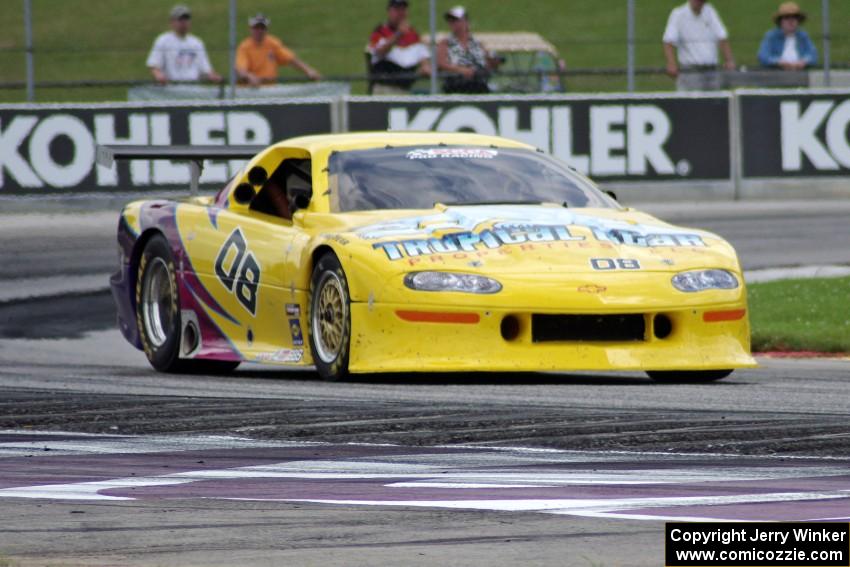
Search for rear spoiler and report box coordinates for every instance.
[96,145,266,195]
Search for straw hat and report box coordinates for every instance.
[774,2,806,25]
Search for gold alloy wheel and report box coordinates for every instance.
[311,272,347,364]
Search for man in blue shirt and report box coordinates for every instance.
[758,2,817,70]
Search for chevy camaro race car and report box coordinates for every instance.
[104,132,756,381]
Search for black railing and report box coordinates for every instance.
[1,65,846,94]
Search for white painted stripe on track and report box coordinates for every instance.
[1,431,849,522]
[285,490,850,516]
[2,460,849,501]
[0,477,195,501]
[388,483,551,489]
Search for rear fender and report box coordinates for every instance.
[112,201,241,362]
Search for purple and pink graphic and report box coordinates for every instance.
[1,432,848,522]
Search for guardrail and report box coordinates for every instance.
[2,66,850,96]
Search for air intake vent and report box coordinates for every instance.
[532,314,646,342]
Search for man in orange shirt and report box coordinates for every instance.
[236,13,321,86]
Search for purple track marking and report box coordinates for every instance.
[0,431,848,521]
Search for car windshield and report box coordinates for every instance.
[327,145,615,212]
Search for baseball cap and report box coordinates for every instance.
[445,6,467,20]
[170,4,191,19]
[249,13,270,27]
[388,0,409,8]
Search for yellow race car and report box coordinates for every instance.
[106,132,755,382]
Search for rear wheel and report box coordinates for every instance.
[136,234,239,374]
[308,252,351,381]
[646,370,733,383]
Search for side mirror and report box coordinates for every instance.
[248,166,268,186]
[233,183,257,205]
[288,186,312,212]
[605,190,618,202]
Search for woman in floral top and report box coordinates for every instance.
[437,6,499,94]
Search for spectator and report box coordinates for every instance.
[662,0,735,91]
[146,5,221,84]
[758,2,818,70]
[236,13,321,86]
[437,6,498,94]
[368,0,431,95]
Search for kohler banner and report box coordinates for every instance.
[0,100,333,195]
[346,95,732,182]
[740,90,850,178]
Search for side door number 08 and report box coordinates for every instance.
[215,228,261,315]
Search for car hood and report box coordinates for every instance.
[307,205,741,275]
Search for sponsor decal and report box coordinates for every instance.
[577,284,607,294]
[255,348,303,363]
[406,148,498,160]
[285,304,303,346]
[357,208,707,261]
[323,234,350,246]
[289,318,304,347]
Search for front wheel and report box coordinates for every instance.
[646,370,733,383]
[136,234,239,374]
[308,252,352,381]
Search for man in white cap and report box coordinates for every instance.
[146,5,221,84]
[662,0,735,91]
[236,13,321,86]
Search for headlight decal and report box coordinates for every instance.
[404,271,502,294]
[671,269,739,292]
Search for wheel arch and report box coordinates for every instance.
[310,244,338,273]
[306,242,384,303]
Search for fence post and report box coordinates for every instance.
[822,0,831,87]
[24,0,34,102]
[229,0,237,99]
[626,0,635,93]
[429,0,438,94]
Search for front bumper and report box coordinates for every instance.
[348,302,756,373]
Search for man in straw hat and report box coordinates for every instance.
[758,2,818,70]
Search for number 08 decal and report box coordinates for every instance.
[215,228,261,315]
[590,258,641,271]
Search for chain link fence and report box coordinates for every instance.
[1,0,848,102]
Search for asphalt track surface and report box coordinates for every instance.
[0,200,849,566]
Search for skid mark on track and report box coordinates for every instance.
[0,431,849,522]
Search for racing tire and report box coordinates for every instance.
[646,370,733,383]
[135,234,240,375]
[308,252,352,381]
